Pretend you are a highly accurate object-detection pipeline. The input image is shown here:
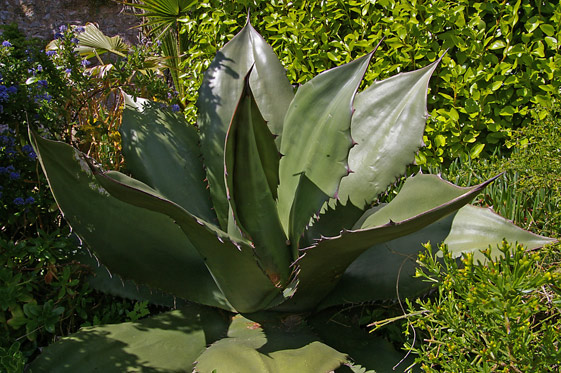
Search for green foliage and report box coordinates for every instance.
[405,241,561,371]
[28,21,553,372]
[1,30,172,366]
[168,0,561,165]
[1,23,172,169]
[505,102,561,196]
[427,138,561,237]
[0,342,25,373]
[0,229,158,364]
[121,0,197,102]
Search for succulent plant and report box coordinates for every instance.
[29,21,555,372]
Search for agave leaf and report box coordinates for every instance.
[319,204,556,308]
[120,96,217,224]
[74,249,184,308]
[76,250,203,310]
[302,201,365,247]
[29,130,230,310]
[30,304,230,372]
[194,314,347,372]
[75,23,129,58]
[225,72,291,285]
[309,309,414,372]
[444,204,557,259]
[318,212,457,308]
[197,21,294,229]
[276,174,496,311]
[277,52,373,246]
[94,169,282,313]
[337,58,442,209]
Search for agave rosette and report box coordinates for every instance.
[30,21,555,372]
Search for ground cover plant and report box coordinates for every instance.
[27,21,555,372]
[402,241,561,371]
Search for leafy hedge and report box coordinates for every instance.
[175,0,560,166]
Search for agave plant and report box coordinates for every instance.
[29,21,555,372]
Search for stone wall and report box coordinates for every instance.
[1,0,141,43]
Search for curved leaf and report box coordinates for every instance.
[444,204,557,259]
[74,249,184,308]
[94,169,282,313]
[302,201,365,247]
[276,174,496,311]
[30,304,230,372]
[337,58,442,209]
[277,52,373,246]
[319,204,556,308]
[318,213,456,308]
[120,96,217,224]
[75,23,129,58]
[224,73,291,286]
[197,21,294,229]
[309,309,414,372]
[194,314,347,372]
[29,130,229,310]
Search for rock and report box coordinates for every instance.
[0,0,140,43]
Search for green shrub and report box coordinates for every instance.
[163,0,561,166]
[1,23,173,169]
[404,241,561,371]
[424,98,561,237]
[1,29,171,367]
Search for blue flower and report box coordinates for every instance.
[37,80,48,88]
[22,144,37,160]
[34,93,52,103]
[46,50,57,57]
[9,171,20,180]
[7,85,17,94]
[25,196,35,205]
[171,104,181,112]
[54,32,63,39]
[0,85,8,101]
[36,64,43,72]
[0,166,6,174]
[0,135,15,146]
[75,26,85,33]
[59,25,67,33]
[2,41,12,48]
[13,197,25,206]
[65,68,72,74]
[81,60,91,67]
[71,38,80,44]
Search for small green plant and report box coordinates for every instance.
[0,342,25,373]
[403,241,561,371]
[28,21,554,372]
